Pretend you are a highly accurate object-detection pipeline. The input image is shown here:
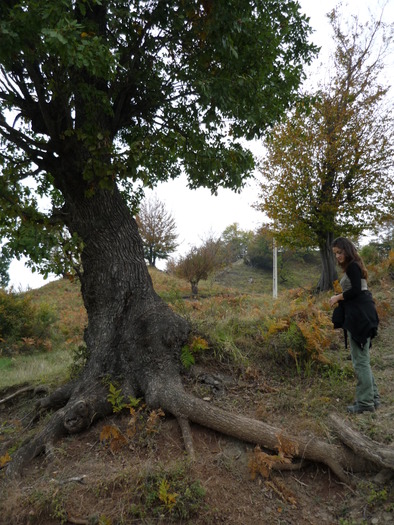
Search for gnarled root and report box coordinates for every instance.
[0,385,49,406]
[158,386,388,486]
[37,382,76,411]
[6,377,393,486]
[6,408,68,478]
[6,381,112,479]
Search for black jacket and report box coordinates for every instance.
[332,263,379,348]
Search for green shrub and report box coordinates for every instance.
[0,289,57,355]
[360,242,391,265]
[278,321,308,368]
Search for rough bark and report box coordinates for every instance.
[318,232,338,291]
[5,183,188,476]
[329,414,394,470]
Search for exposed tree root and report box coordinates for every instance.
[37,381,76,411]
[5,381,113,479]
[157,386,384,486]
[177,416,195,461]
[0,385,49,406]
[329,413,394,470]
[5,379,393,486]
[6,407,68,478]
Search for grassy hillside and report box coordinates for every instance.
[0,257,393,525]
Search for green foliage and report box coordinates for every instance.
[181,336,209,369]
[220,223,254,263]
[68,344,90,379]
[105,381,141,413]
[129,464,206,522]
[366,486,388,507]
[0,289,57,355]
[321,362,354,383]
[278,321,307,367]
[0,356,13,372]
[245,226,275,270]
[0,0,317,278]
[259,9,394,249]
[171,237,224,295]
[0,244,11,287]
[181,346,195,369]
[106,382,126,413]
[360,242,392,265]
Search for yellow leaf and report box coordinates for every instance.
[109,434,127,453]
[158,479,178,510]
[100,424,120,442]
[0,452,11,467]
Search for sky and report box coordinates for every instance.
[7,0,393,289]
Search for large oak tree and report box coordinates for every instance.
[3,1,392,483]
[257,9,394,290]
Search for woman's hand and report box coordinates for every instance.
[330,294,343,307]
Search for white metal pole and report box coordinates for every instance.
[273,238,278,299]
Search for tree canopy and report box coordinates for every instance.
[220,222,254,263]
[0,244,11,287]
[256,8,394,290]
[0,0,318,275]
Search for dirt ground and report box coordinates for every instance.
[1,357,393,525]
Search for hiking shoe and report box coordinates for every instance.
[353,399,381,409]
[347,403,375,414]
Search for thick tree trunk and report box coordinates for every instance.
[69,185,191,396]
[317,232,338,291]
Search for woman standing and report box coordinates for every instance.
[329,237,380,414]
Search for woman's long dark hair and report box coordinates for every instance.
[332,237,368,279]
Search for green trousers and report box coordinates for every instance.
[348,331,379,407]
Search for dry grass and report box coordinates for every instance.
[0,349,72,391]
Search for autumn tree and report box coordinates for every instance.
[256,9,394,290]
[172,237,223,296]
[136,194,178,267]
[0,0,346,479]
